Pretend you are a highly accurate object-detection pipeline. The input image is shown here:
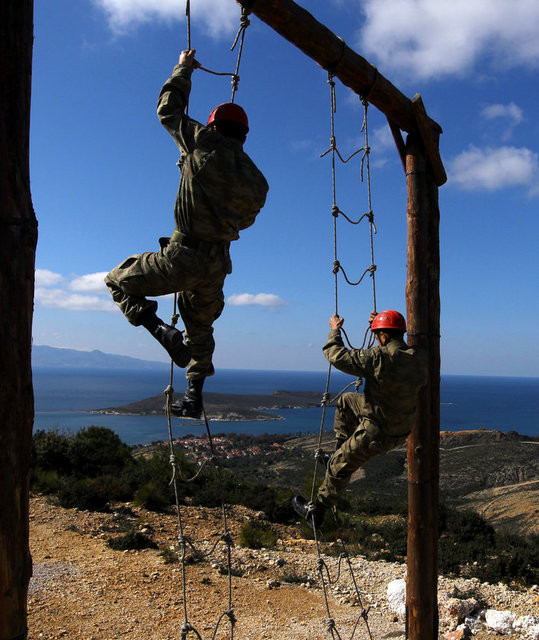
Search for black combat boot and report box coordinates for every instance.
[140,312,191,368]
[171,378,205,419]
[291,495,328,529]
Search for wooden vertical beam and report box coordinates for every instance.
[0,1,36,639]
[405,133,440,640]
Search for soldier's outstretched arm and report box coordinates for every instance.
[157,50,203,154]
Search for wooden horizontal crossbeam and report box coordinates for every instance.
[239,0,447,186]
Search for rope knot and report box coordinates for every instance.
[164,384,174,398]
[321,391,330,406]
[316,557,325,571]
[180,621,194,639]
[231,74,239,91]
[327,618,336,631]
[221,532,234,547]
[332,260,341,274]
[331,204,340,217]
[169,454,177,466]
[226,609,237,626]
[366,210,374,223]
[170,313,180,326]
[361,606,371,620]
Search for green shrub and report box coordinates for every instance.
[31,469,62,495]
[57,477,111,511]
[107,529,158,551]
[278,569,310,584]
[68,426,133,478]
[134,482,169,512]
[238,522,277,549]
[32,429,72,476]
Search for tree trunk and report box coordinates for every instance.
[0,1,36,639]
[405,133,440,640]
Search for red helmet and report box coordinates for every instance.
[207,102,249,132]
[371,310,407,332]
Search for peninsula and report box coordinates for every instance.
[90,389,323,421]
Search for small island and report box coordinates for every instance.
[90,389,324,421]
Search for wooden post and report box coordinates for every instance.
[405,133,440,640]
[0,1,36,639]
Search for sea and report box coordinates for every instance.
[32,368,539,446]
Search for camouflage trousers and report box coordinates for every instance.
[317,392,409,507]
[105,232,231,379]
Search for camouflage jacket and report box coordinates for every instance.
[323,330,428,436]
[157,63,269,243]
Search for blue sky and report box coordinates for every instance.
[31,0,539,376]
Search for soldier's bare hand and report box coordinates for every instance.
[179,49,201,68]
[329,314,344,331]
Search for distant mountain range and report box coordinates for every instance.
[32,344,167,370]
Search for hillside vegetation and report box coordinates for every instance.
[31,426,538,588]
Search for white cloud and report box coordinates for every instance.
[448,145,539,193]
[481,103,524,126]
[69,272,109,292]
[35,269,65,287]
[227,293,286,307]
[93,0,239,37]
[357,0,539,80]
[35,287,116,312]
[35,271,116,312]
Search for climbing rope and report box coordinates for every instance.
[158,4,256,636]
[184,1,251,102]
[306,73,380,640]
[164,386,237,639]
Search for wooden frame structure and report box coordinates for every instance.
[236,1,444,638]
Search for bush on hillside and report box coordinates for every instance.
[68,426,132,477]
[238,522,277,549]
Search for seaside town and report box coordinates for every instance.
[173,435,288,461]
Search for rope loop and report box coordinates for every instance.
[230,8,251,51]
[180,621,195,639]
[225,609,237,626]
[220,532,234,547]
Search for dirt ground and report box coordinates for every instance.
[28,496,537,640]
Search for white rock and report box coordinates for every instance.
[515,616,539,640]
[485,609,516,635]
[387,579,406,617]
[464,615,484,635]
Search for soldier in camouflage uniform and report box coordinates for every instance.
[292,310,428,527]
[105,50,268,418]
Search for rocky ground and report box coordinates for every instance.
[28,495,538,640]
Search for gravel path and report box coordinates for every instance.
[28,496,537,640]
